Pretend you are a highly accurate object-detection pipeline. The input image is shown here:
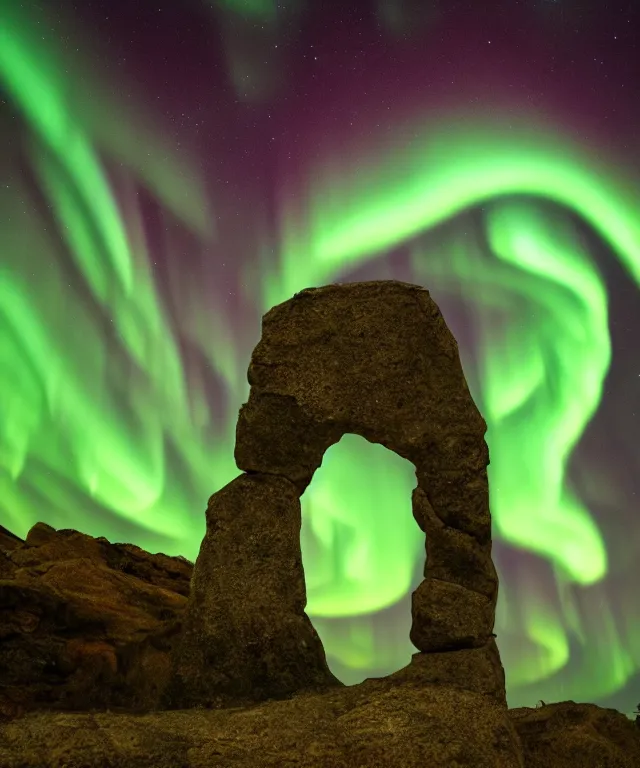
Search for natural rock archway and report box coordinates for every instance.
[163,280,503,710]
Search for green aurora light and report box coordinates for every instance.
[0,3,639,709]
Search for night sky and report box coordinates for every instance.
[1,0,639,715]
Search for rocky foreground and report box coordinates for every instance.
[0,522,638,768]
[2,282,638,767]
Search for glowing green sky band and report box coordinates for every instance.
[1,3,639,705]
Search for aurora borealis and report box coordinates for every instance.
[1,0,639,715]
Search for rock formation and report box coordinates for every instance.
[0,521,191,720]
[166,280,502,712]
[0,525,639,767]
[1,281,639,767]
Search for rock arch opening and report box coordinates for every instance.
[300,432,421,685]
[163,281,504,711]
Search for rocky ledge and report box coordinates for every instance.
[0,523,638,767]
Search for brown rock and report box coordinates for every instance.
[1,281,638,766]
[413,486,498,601]
[0,522,192,716]
[390,641,507,702]
[0,524,22,552]
[410,578,495,653]
[235,282,487,492]
[0,688,638,767]
[511,701,640,767]
[162,473,341,709]
[169,280,499,710]
[0,675,523,767]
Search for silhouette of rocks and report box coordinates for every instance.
[1,281,639,766]
[167,281,500,710]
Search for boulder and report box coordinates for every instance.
[511,701,640,768]
[0,521,191,719]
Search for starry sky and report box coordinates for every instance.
[1,0,639,715]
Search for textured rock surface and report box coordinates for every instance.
[163,473,341,710]
[0,521,191,719]
[1,524,639,766]
[0,686,638,767]
[510,701,640,768]
[2,281,638,767]
[0,679,522,768]
[170,280,499,710]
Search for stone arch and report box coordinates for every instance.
[164,281,502,710]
